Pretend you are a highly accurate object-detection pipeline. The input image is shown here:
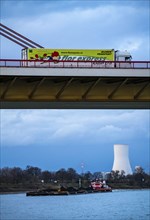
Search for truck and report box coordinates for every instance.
[22,48,132,68]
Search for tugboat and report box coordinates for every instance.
[90,179,112,192]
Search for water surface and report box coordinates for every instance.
[0,189,149,220]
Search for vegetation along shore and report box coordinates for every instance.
[0,166,149,194]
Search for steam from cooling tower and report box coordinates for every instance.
[112,144,132,175]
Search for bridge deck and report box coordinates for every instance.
[0,61,150,109]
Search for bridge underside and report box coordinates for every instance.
[0,75,150,109]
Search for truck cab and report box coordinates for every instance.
[115,50,132,67]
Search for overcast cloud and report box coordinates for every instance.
[1,110,149,147]
[1,109,149,172]
[1,0,149,60]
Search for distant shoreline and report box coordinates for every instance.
[1,187,149,195]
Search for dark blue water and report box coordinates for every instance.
[0,189,150,220]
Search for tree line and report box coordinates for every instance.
[0,165,149,192]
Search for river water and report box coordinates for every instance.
[0,189,149,220]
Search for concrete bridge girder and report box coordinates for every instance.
[0,67,150,109]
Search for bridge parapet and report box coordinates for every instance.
[0,59,150,69]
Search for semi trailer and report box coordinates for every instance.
[22,48,132,67]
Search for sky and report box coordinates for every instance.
[0,0,150,173]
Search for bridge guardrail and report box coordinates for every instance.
[0,59,150,69]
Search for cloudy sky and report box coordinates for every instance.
[0,0,150,173]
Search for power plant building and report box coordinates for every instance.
[112,144,132,175]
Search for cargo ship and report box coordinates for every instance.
[26,179,112,196]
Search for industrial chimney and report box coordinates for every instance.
[112,144,132,175]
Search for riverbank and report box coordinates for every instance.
[1,186,149,195]
[1,181,150,194]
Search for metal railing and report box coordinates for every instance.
[0,59,150,69]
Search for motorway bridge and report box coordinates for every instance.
[0,59,150,109]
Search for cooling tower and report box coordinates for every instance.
[112,144,132,175]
